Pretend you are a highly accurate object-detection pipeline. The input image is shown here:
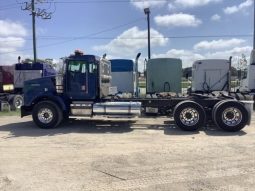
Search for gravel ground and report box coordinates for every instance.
[0,114,255,191]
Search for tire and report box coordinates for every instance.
[32,101,63,129]
[173,101,206,131]
[10,95,23,110]
[212,100,248,132]
[212,100,227,120]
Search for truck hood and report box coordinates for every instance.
[23,76,57,104]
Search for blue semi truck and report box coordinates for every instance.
[21,51,252,132]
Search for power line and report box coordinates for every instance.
[0,17,144,55]
[0,34,253,43]
[21,0,55,62]
[43,0,171,3]
[0,1,55,11]
[0,4,20,11]
[0,3,19,7]
[0,0,169,10]
[0,34,252,55]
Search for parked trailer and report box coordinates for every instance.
[21,51,252,132]
[0,62,56,110]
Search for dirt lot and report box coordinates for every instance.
[0,114,255,191]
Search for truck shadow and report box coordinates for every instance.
[163,121,247,136]
[0,119,135,138]
[203,126,247,136]
[0,119,247,138]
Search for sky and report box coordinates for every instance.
[0,0,254,70]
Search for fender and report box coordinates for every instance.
[31,94,68,112]
[21,93,69,118]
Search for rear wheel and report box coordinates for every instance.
[212,100,248,132]
[13,95,23,109]
[32,101,63,129]
[173,101,206,131]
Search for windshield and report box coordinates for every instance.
[68,60,97,74]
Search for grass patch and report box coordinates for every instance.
[0,110,20,117]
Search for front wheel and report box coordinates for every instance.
[212,100,248,132]
[32,101,63,129]
[173,101,206,131]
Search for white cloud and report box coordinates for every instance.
[174,0,221,8]
[0,37,25,52]
[93,26,168,57]
[168,3,177,11]
[205,46,252,59]
[153,49,205,67]
[130,0,167,10]
[224,0,253,15]
[0,20,27,37]
[194,39,246,50]
[211,14,221,21]
[131,0,221,11]
[154,13,202,27]
[152,45,252,68]
[0,20,27,65]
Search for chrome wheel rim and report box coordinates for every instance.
[222,107,242,127]
[180,107,199,126]
[15,98,23,109]
[38,108,54,124]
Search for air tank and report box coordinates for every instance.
[146,58,182,93]
[93,102,141,116]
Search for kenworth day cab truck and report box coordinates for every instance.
[21,51,253,132]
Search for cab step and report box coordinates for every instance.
[70,101,93,116]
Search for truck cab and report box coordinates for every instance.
[60,52,111,100]
[21,51,140,128]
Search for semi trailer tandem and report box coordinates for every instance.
[0,62,56,110]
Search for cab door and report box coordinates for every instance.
[66,60,97,100]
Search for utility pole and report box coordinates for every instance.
[253,0,255,49]
[144,8,151,60]
[251,0,255,65]
[32,0,37,63]
[21,0,53,63]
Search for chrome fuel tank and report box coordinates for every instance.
[93,102,141,116]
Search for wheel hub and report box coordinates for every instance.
[225,112,235,120]
[38,108,53,124]
[185,112,193,120]
[222,107,242,127]
[44,113,50,118]
[15,98,23,109]
[180,108,199,126]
